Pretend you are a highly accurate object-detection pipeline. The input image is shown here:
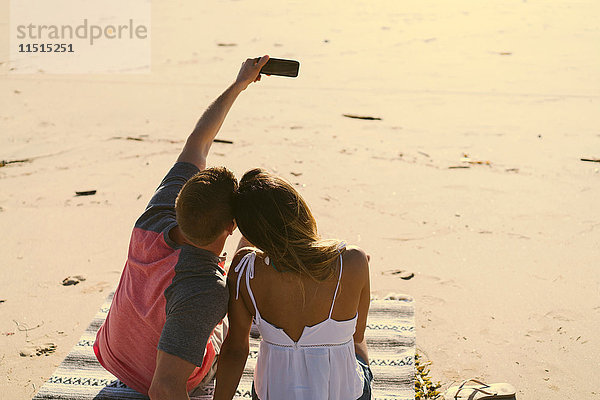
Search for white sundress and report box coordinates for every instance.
[234,244,365,400]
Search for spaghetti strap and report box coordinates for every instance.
[234,252,261,323]
[328,242,346,319]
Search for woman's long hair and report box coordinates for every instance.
[234,168,342,281]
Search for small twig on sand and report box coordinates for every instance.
[581,158,600,163]
[75,190,97,196]
[0,158,32,168]
[342,114,382,121]
[110,136,145,141]
[213,139,234,144]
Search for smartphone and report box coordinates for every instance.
[260,58,300,78]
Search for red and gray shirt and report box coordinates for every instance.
[93,162,228,394]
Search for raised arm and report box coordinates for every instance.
[177,55,270,170]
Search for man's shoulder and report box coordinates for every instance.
[167,250,228,302]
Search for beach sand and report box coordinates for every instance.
[1,1,599,399]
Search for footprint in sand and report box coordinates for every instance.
[419,274,461,288]
[545,309,577,322]
[383,293,413,301]
[420,295,447,306]
[19,342,57,357]
[81,281,111,294]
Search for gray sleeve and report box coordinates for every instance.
[135,162,200,232]
[157,279,228,366]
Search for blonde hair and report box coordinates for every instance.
[234,168,342,281]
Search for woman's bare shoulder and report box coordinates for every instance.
[228,247,272,278]
[227,247,259,280]
[341,245,370,276]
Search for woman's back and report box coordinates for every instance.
[234,244,366,342]
[232,244,369,400]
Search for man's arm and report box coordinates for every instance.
[148,350,196,400]
[177,55,270,170]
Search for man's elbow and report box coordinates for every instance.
[148,382,167,400]
[148,378,187,400]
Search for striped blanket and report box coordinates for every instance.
[33,293,415,400]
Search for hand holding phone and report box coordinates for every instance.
[260,58,300,78]
[234,56,270,90]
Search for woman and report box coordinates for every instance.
[213,168,372,400]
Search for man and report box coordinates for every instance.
[93,55,270,400]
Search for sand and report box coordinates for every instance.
[1,0,599,399]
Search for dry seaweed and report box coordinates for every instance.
[415,352,442,399]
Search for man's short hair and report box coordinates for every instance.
[175,167,238,246]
